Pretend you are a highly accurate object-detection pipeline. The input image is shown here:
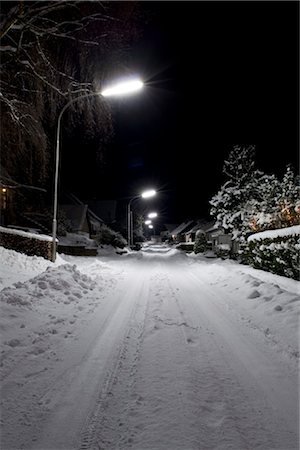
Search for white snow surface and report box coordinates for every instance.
[0,243,299,450]
[247,224,300,242]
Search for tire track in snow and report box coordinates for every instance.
[78,267,152,450]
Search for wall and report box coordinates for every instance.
[0,227,53,260]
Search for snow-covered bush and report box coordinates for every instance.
[215,243,231,259]
[244,228,300,280]
[194,231,207,254]
[94,224,127,249]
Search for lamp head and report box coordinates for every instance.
[101,78,143,97]
[141,189,156,199]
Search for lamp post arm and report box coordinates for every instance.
[52,91,101,262]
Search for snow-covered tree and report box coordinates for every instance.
[210,146,299,243]
[247,173,281,232]
[210,145,260,241]
[194,231,207,254]
[223,144,256,184]
[276,165,300,227]
[248,166,299,230]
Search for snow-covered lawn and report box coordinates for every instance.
[0,244,299,449]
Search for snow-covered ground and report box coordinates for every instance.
[0,243,299,449]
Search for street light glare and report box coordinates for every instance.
[148,225,154,229]
[145,220,152,225]
[101,78,143,97]
[148,212,158,218]
[141,189,156,199]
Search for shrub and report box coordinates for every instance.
[215,243,231,259]
[244,234,300,280]
[95,224,127,249]
[194,232,207,254]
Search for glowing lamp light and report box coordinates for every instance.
[148,225,154,229]
[145,220,152,225]
[148,212,157,219]
[101,78,144,97]
[141,189,156,199]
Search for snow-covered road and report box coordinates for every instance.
[0,244,299,449]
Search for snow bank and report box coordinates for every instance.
[248,225,300,242]
[0,262,116,381]
[0,246,65,289]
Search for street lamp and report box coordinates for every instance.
[141,189,156,199]
[51,77,144,262]
[127,189,156,247]
[148,212,158,219]
[145,220,152,225]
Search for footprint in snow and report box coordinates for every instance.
[248,290,261,299]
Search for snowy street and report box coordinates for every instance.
[0,244,299,450]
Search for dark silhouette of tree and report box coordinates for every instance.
[0,1,142,198]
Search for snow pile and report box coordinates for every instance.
[0,246,65,289]
[0,263,111,380]
[248,224,300,242]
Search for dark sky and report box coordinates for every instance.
[71,1,299,225]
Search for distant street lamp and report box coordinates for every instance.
[51,77,144,261]
[127,189,156,247]
[145,219,152,225]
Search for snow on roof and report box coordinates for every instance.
[185,220,215,234]
[0,226,53,242]
[206,223,222,233]
[248,225,300,242]
[171,221,194,236]
[163,223,179,233]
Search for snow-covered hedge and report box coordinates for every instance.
[94,224,126,249]
[248,225,300,242]
[0,226,54,260]
[245,227,300,280]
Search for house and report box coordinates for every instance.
[160,223,179,241]
[169,220,195,242]
[206,223,232,253]
[185,220,215,243]
[86,199,117,226]
[60,193,103,236]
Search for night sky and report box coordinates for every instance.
[69,1,299,225]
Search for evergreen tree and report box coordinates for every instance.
[194,231,207,254]
[210,145,259,241]
[277,165,300,227]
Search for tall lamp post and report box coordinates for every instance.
[127,189,156,247]
[52,78,144,262]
